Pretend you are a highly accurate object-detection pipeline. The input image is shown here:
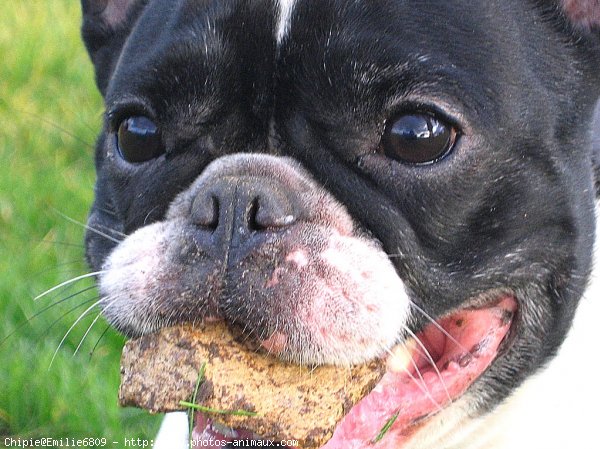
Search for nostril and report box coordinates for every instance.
[190,193,219,229]
[250,195,297,231]
[247,197,260,231]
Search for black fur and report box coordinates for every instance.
[82,0,600,419]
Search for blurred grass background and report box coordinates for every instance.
[0,0,163,442]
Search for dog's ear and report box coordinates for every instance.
[558,0,600,31]
[593,101,600,195]
[559,0,600,190]
[81,0,147,95]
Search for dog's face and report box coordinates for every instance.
[81,0,600,447]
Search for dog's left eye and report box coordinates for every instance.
[117,116,165,163]
[380,113,457,164]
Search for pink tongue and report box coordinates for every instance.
[322,297,517,449]
[192,297,516,449]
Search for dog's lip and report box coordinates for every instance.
[403,294,518,374]
[191,295,518,448]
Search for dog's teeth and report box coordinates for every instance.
[211,421,239,438]
[446,361,460,372]
[423,371,438,384]
[387,340,417,373]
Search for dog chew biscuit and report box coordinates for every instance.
[119,324,386,448]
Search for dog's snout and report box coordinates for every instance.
[189,177,297,236]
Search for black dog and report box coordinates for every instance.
[80,0,600,447]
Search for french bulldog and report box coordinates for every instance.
[80,0,600,448]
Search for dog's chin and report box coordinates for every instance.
[189,295,517,449]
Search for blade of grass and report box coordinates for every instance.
[371,409,400,444]
[180,401,258,417]
[188,362,207,449]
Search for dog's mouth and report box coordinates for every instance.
[191,295,517,448]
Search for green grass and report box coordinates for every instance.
[0,1,163,442]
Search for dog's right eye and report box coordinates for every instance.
[117,116,165,163]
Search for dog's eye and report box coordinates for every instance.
[381,113,457,164]
[117,116,164,163]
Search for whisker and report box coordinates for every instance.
[39,240,86,249]
[384,344,425,390]
[260,318,279,360]
[48,296,117,369]
[42,296,100,336]
[402,326,451,403]
[34,271,105,301]
[13,107,95,149]
[383,345,444,414]
[407,347,428,387]
[52,209,124,243]
[97,205,118,217]
[1,286,97,347]
[143,206,161,226]
[386,253,408,260]
[89,324,112,360]
[409,302,469,354]
[44,285,96,308]
[73,312,104,356]
[396,342,439,409]
[59,104,102,136]
[31,260,86,277]
[96,223,126,238]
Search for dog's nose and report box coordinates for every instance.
[190,177,298,236]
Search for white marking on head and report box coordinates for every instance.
[276,0,297,45]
